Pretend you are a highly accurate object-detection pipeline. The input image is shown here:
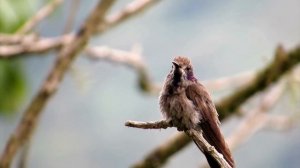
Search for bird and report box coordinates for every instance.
[159,56,235,168]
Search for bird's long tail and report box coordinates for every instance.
[193,121,235,168]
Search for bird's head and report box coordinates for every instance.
[168,56,196,86]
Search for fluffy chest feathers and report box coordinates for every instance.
[159,90,200,131]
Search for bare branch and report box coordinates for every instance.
[125,120,172,129]
[0,35,72,56]
[63,0,80,33]
[0,0,161,57]
[203,71,255,92]
[17,0,64,34]
[86,45,144,69]
[85,45,160,93]
[97,0,160,34]
[227,80,285,150]
[125,119,231,168]
[17,141,30,168]
[0,34,39,45]
[264,115,294,131]
[186,130,232,168]
[0,0,116,167]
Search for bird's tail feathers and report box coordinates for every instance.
[193,121,235,168]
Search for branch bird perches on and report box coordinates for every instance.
[125,120,232,168]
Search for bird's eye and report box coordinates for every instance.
[186,66,191,71]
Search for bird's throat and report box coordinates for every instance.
[172,68,181,87]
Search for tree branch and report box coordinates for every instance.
[17,0,64,34]
[0,35,71,56]
[0,33,38,45]
[227,81,286,151]
[125,120,231,168]
[130,45,300,168]
[0,0,161,57]
[97,0,160,34]
[85,45,160,93]
[203,71,254,92]
[125,120,172,129]
[216,45,294,119]
[200,81,290,168]
[63,0,80,33]
[186,130,232,168]
[0,0,116,167]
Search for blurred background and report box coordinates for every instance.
[0,0,300,167]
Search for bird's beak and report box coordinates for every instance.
[172,61,180,69]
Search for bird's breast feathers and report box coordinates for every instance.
[160,93,200,130]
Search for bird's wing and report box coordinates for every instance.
[185,82,219,125]
[186,82,235,168]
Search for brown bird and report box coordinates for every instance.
[159,56,235,168]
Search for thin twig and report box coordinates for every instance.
[17,0,64,34]
[63,0,80,33]
[125,120,172,129]
[0,0,116,167]
[97,0,160,34]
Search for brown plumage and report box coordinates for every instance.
[159,56,235,168]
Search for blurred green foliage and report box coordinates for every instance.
[0,0,36,33]
[0,60,26,113]
[0,0,38,114]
